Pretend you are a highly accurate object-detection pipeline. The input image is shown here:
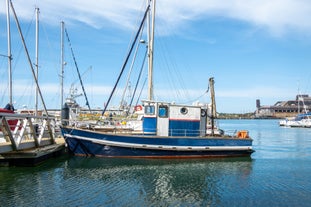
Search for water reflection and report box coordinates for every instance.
[61,157,253,206]
[0,156,254,206]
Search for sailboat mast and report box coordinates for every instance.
[9,0,49,116]
[6,0,12,106]
[35,7,39,116]
[60,21,65,110]
[147,0,156,101]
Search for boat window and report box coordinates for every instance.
[180,107,188,115]
[158,105,168,118]
[201,109,207,117]
[145,105,155,115]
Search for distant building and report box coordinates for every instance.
[255,95,311,118]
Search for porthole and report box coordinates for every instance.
[180,107,188,115]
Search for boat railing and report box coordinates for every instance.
[224,130,238,137]
[169,129,202,137]
[0,112,58,153]
[140,128,211,137]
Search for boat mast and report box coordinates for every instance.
[147,0,156,101]
[6,0,12,106]
[35,7,39,116]
[60,21,65,110]
[9,0,49,116]
[209,77,217,136]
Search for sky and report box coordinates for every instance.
[1,0,311,113]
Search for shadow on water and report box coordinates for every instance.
[65,156,253,168]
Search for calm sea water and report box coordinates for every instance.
[1,119,311,207]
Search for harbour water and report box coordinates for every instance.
[1,119,311,206]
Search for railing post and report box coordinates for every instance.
[0,116,17,150]
[28,117,40,147]
[45,119,56,144]
[15,118,28,148]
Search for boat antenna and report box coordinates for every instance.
[64,28,91,112]
[101,4,150,116]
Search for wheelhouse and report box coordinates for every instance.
[142,100,208,137]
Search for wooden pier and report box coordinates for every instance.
[0,112,66,166]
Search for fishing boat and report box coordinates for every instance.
[60,0,254,158]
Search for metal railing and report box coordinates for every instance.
[0,112,58,153]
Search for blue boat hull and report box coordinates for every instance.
[61,127,254,158]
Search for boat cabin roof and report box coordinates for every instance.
[141,100,207,109]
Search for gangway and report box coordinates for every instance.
[0,112,65,166]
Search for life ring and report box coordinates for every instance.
[135,105,143,111]
[236,130,249,138]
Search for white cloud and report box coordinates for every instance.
[2,0,311,36]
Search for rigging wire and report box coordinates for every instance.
[180,88,210,105]
[64,27,91,112]
[129,48,148,112]
[119,22,146,110]
[9,0,49,115]
[152,2,200,103]
[40,15,63,108]
[1,8,35,108]
[135,76,147,108]
[101,4,150,116]
[153,26,192,102]
[9,7,37,109]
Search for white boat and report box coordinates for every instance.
[279,95,311,127]
[279,113,311,127]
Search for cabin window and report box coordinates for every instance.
[180,107,188,115]
[158,105,168,118]
[145,105,155,115]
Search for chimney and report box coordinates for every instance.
[256,99,261,108]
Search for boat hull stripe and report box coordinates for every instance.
[64,133,252,152]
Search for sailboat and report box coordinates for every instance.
[279,94,311,127]
[279,111,311,127]
[60,0,254,158]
